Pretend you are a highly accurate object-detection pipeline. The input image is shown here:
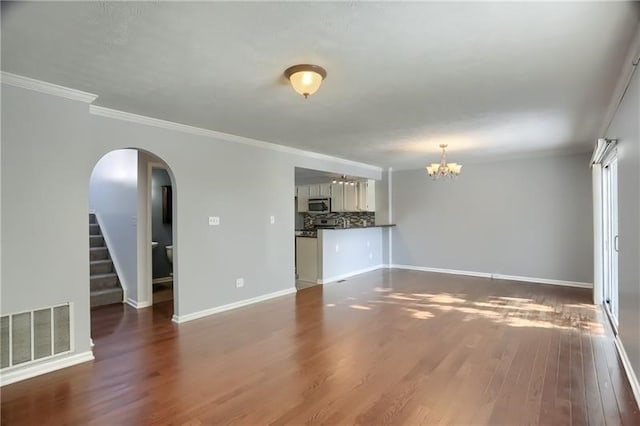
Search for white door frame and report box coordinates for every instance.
[601,150,619,328]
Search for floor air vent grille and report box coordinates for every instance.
[0,303,72,369]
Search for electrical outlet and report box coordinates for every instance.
[236,278,244,288]
[209,216,220,226]
[369,252,373,259]
[270,215,275,224]
[335,244,340,253]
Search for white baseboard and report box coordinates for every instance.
[615,335,640,409]
[492,273,592,289]
[391,264,491,278]
[172,287,297,324]
[0,351,94,387]
[319,264,386,284]
[390,264,592,289]
[126,298,152,309]
[152,276,173,284]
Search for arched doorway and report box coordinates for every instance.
[88,148,178,336]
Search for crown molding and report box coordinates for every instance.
[1,72,98,103]
[89,105,382,172]
[1,71,381,172]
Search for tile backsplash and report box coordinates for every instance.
[302,212,375,229]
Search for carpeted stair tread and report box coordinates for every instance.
[91,272,117,279]
[89,235,105,247]
[89,223,102,235]
[88,213,123,307]
[90,259,114,275]
[90,288,123,308]
[90,273,119,292]
[89,247,109,261]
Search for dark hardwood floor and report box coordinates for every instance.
[2,269,639,425]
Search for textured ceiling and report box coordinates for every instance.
[2,1,638,169]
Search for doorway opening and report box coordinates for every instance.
[294,167,377,290]
[88,149,178,337]
[150,163,174,305]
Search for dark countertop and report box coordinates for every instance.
[296,225,395,237]
[318,224,396,230]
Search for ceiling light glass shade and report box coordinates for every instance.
[284,64,327,98]
[425,145,462,179]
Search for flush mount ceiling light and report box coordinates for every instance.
[426,144,462,179]
[284,64,327,99]
[332,175,356,186]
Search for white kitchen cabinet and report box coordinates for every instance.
[307,184,330,198]
[297,185,309,212]
[319,183,331,197]
[330,183,344,212]
[331,182,361,212]
[357,180,376,212]
[308,185,320,197]
[343,184,358,212]
[296,236,318,283]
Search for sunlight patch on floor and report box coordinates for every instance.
[349,304,371,311]
[409,293,467,304]
[359,289,596,332]
[403,307,434,319]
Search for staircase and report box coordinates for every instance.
[89,214,123,308]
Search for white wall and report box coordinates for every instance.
[88,149,138,300]
[607,61,640,384]
[375,169,392,264]
[391,153,593,284]
[1,86,93,360]
[318,228,384,282]
[1,81,382,380]
[89,113,381,320]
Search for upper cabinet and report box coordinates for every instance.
[357,180,376,212]
[343,184,358,212]
[330,183,344,212]
[318,183,331,197]
[296,185,309,212]
[297,183,333,212]
[299,180,376,213]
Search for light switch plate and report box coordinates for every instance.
[270,215,275,224]
[236,278,244,288]
[209,216,220,226]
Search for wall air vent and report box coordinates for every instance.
[0,303,72,370]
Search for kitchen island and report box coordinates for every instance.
[296,225,395,285]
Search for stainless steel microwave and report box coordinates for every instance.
[308,197,331,213]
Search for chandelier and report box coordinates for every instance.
[332,175,356,186]
[426,144,462,179]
